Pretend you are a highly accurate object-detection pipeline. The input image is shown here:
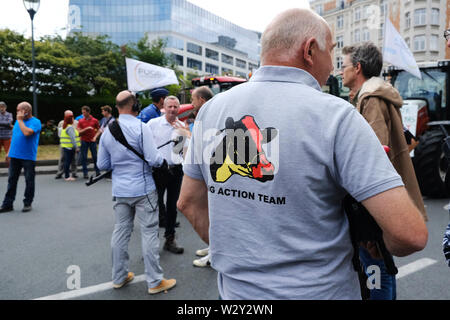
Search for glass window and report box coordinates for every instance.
[354,7,361,22]
[413,35,426,51]
[431,8,439,25]
[187,58,202,71]
[222,67,233,75]
[354,29,360,43]
[249,63,258,71]
[414,9,426,26]
[315,4,324,16]
[205,63,219,74]
[171,54,183,66]
[430,35,439,51]
[336,56,343,70]
[380,0,388,17]
[222,53,233,65]
[362,28,370,41]
[187,42,202,55]
[205,48,219,61]
[379,23,384,39]
[337,15,343,29]
[405,12,411,29]
[235,58,246,69]
[336,35,343,49]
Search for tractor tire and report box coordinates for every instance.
[413,130,449,198]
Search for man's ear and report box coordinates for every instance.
[302,38,317,67]
[355,62,363,76]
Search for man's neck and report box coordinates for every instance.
[165,115,177,124]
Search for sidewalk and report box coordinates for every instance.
[0,160,96,177]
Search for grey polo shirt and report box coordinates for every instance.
[183,66,403,300]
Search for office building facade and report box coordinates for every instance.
[68,0,260,77]
[310,0,450,76]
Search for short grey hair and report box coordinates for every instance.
[260,8,329,64]
[164,95,180,106]
[342,42,383,79]
[0,101,6,107]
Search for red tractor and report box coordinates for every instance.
[178,75,247,121]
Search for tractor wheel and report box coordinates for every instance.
[413,130,449,198]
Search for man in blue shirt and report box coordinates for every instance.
[137,88,168,123]
[0,102,41,213]
[97,90,176,295]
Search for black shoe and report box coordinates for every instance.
[55,174,62,179]
[164,236,184,254]
[22,205,32,212]
[73,174,79,178]
[0,206,13,213]
[83,175,89,179]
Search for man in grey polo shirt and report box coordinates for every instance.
[177,8,428,300]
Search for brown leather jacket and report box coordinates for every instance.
[356,77,428,221]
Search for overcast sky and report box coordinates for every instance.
[0,0,310,39]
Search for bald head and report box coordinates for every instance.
[17,102,32,118]
[64,110,73,117]
[116,90,136,109]
[260,8,329,65]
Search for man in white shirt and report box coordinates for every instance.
[148,96,185,254]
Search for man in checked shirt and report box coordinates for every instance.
[0,101,13,164]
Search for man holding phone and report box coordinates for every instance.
[0,102,41,213]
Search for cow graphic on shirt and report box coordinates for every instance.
[210,115,277,183]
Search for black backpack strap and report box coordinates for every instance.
[108,121,148,165]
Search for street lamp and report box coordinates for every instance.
[23,0,40,117]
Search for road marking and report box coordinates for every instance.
[34,258,438,299]
[396,258,437,279]
[34,274,147,300]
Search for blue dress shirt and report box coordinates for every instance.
[97,114,164,197]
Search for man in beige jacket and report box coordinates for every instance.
[341,42,427,300]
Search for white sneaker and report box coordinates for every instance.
[195,247,209,257]
[193,254,211,267]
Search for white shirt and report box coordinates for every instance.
[147,116,186,165]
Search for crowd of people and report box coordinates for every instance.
[2,7,450,300]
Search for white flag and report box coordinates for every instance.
[383,18,421,79]
[125,58,179,92]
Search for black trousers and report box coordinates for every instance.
[153,165,183,238]
[3,157,35,208]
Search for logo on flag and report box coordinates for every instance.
[383,18,421,79]
[125,58,179,92]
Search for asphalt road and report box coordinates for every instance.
[0,174,449,300]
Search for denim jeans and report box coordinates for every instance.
[359,247,396,300]
[80,141,100,176]
[2,157,36,208]
[63,148,76,178]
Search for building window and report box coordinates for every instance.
[336,56,343,70]
[362,28,370,41]
[249,63,258,71]
[187,42,202,55]
[431,8,439,25]
[222,53,233,65]
[171,54,183,66]
[354,7,361,22]
[430,35,439,51]
[336,35,343,49]
[405,12,411,29]
[405,37,410,49]
[206,63,219,74]
[414,9,426,26]
[315,4,324,16]
[205,48,218,61]
[379,23,384,39]
[166,36,184,51]
[363,5,370,20]
[380,0,388,18]
[355,30,361,42]
[337,15,344,29]
[187,58,202,71]
[222,67,233,75]
[413,35,426,51]
[235,58,246,69]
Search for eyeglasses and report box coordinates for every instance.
[340,64,353,71]
[445,29,450,41]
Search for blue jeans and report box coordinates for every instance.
[80,141,100,177]
[63,148,76,178]
[359,247,396,300]
[2,157,36,208]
